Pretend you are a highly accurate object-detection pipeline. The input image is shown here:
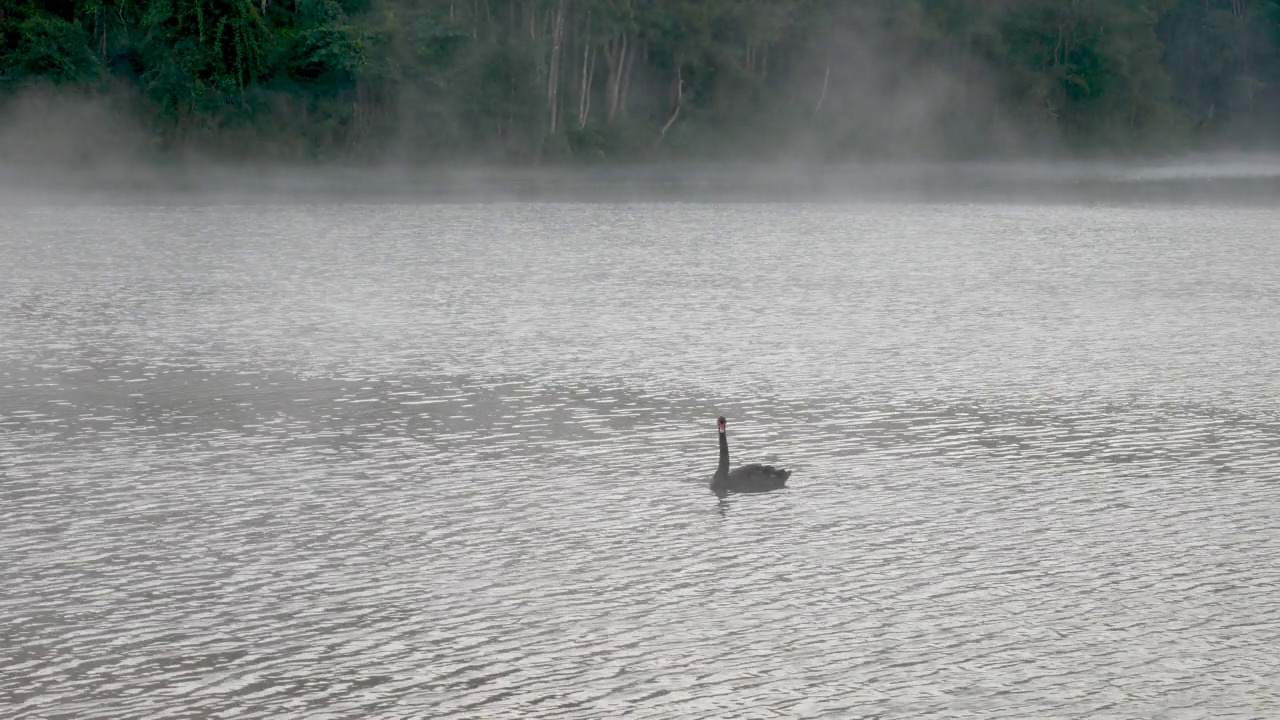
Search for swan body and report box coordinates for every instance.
[711,416,791,496]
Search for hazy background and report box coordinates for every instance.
[2,0,1280,173]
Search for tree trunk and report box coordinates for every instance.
[656,66,684,145]
[605,32,628,123]
[547,0,570,134]
[619,39,635,115]
[579,16,594,128]
[813,61,830,119]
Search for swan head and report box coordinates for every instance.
[717,416,726,434]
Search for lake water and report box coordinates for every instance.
[2,200,1278,718]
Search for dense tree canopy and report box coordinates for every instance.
[1,0,1278,162]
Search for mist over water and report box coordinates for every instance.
[5,156,1280,207]
[2,201,1279,718]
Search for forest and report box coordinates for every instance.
[1,0,1279,163]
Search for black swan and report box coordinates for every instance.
[711,416,791,496]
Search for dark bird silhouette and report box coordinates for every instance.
[710,416,791,497]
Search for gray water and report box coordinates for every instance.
[2,201,1278,718]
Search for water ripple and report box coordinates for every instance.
[2,203,1279,718]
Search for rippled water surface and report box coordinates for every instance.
[2,202,1279,718]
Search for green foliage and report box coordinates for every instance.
[2,0,1278,160]
[1,8,102,85]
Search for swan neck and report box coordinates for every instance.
[716,430,729,479]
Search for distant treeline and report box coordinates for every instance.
[1,0,1278,162]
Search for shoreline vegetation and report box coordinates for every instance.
[2,1,1279,168]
